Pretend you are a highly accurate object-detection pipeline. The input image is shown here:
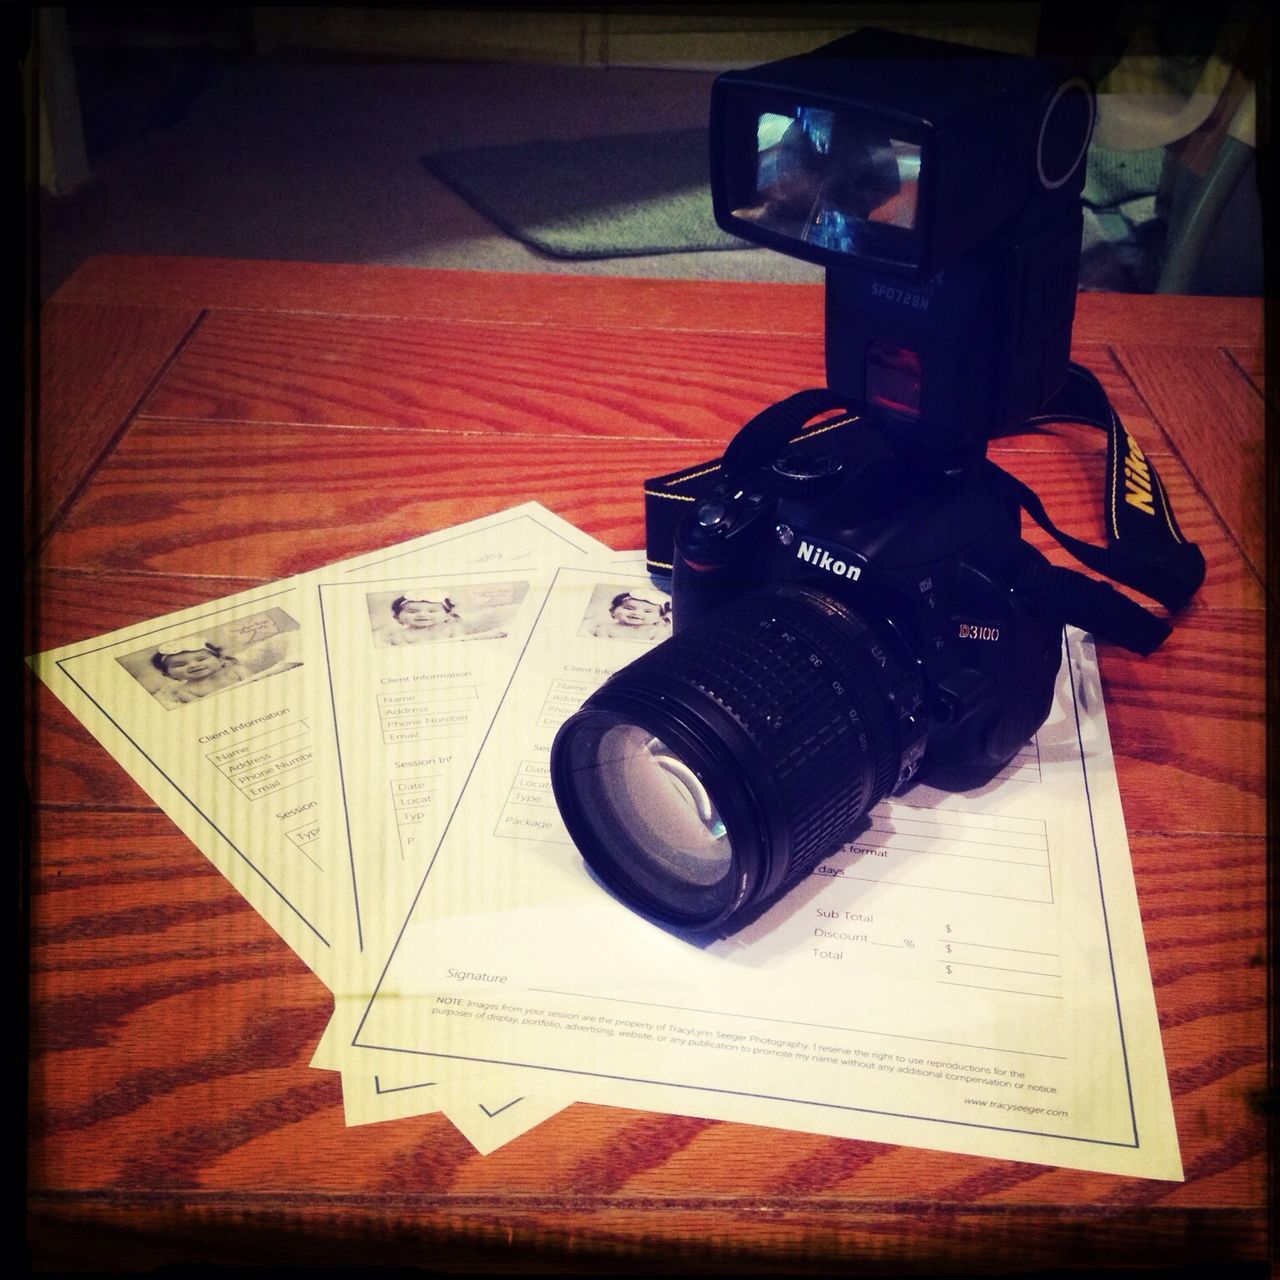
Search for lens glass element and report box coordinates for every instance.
[552,712,742,929]
[737,107,920,262]
[588,724,731,888]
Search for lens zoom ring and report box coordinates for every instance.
[753,592,909,877]
[692,627,867,872]
[795,597,909,809]
[630,589,911,886]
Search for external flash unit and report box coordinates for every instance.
[709,29,1095,458]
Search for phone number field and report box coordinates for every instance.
[376,684,477,745]
[205,719,314,801]
[537,679,595,731]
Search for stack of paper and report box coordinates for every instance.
[30,504,1182,1176]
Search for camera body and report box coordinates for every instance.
[550,415,1066,934]
[672,417,1063,787]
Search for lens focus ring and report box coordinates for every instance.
[645,587,918,893]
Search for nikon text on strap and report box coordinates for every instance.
[643,366,1204,654]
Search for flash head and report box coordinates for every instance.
[710,28,1093,278]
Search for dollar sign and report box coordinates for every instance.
[945,943,952,953]
[946,964,952,975]
[945,923,952,933]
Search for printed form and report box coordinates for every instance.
[30,504,605,1144]
[311,568,546,975]
[329,565,1181,1178]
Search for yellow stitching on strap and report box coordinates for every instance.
[789,413,860,442]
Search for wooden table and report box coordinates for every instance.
[26,257,1269,1272]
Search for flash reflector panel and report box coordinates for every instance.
[709,29,1093,279]
[738,107,923,265]
[713,82,931,273]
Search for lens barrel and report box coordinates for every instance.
[550,586,925,933]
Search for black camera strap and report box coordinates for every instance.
[645,387,854,573]
[1002,363,1206,614]
[643,368,1204,654]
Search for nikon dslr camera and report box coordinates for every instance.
[550,29,1109,935]
[551,409,1063,935]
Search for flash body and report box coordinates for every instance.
[710,28,1095,459]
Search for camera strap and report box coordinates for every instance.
[644,387,856,573]
[643,368,1204,654]
[997,363,1205,614]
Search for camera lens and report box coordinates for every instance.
[551,586,925,933]
[553,718,740,925]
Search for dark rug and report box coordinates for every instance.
[422,126,751,259]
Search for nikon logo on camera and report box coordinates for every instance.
[796,540,862,581]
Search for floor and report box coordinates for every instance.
[38,51,824,303]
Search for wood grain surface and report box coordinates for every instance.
[32,301,201,550]
[26,259,1268,1273]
